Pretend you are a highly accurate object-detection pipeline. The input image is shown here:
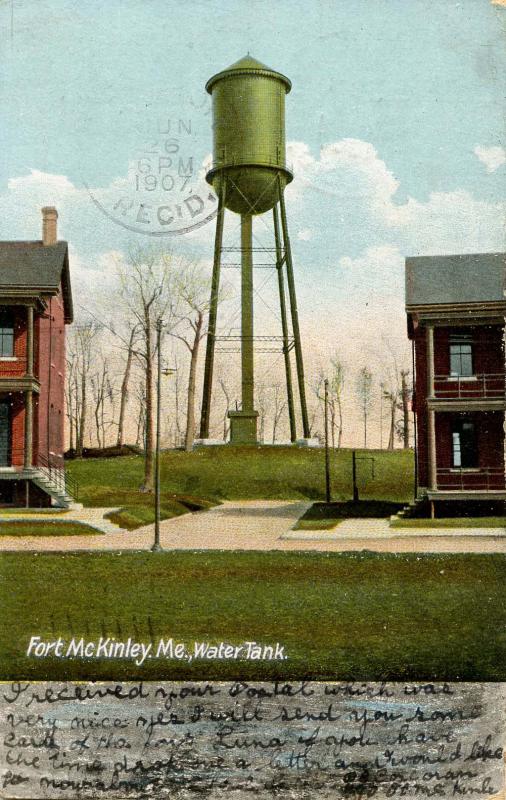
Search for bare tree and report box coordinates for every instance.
[256,382,268,444]
[134,380,147,449]
[381,359,411,451]
[71,321,101,457]
[271,384,286,443]
[381,382,398,451]
[65,346,78,452]
[356,366,373,448]
[168,351,184,447]
[118,245,175,491]
[330,355,345,448]
[170,264,212,452]
[397,369,411,448]
[116,324,138,448]
[313,367,340,448]
[219,377,231,442]
[91,356,114,449]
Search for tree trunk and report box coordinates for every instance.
[66,382,74,452]
[68,414,74,452]
[95,397,101,448]
[77,372,86,457]
[388,401,395,450]
[401,371,410,449]
[330,400,336,448]
[337,396,343,448]
[136,400,144,447]
[184,312,203,452]
[219,379,231,441]
[173,357,183,447]
[272,403,285,443]
[117,328,135,447]
[74,375,81,453]
[142,317,154,492]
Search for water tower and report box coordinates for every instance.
[199,56,310,444]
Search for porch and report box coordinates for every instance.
[0,448,78,508]
[433,372,505,400]
[425,409,505,504]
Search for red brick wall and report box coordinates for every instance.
[435,412,504,470]
[433,325,504,376]
[413,322,505,492]
[10,394,25,467]
[413,325,428,488]
[36,288,66,464]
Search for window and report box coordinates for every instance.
[452,418,477,468]
[0,310,14,357]
[449,334,473,377]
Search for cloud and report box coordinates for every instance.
[0,157,217,260]
[8,169,78,197]
[1,142,503,376]
[285,138,505,256]
[474,144,506,173]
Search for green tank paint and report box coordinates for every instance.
[206,55,292,215]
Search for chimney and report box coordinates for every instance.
[41,206,58,245]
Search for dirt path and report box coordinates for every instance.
[0,500,504,553]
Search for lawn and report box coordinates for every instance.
[0,522,102,536]
[390,517,506,529]
[1,550,504,681]
[294,500,405,530]
[66,446,414,528]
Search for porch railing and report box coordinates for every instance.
[0,449,79,501]
[436,467,505,491]
[0,358,28,377]
[37,453,79,502]
[433,373,505,400]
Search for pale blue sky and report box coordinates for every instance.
[0,0,504,381]
[1,0,504,197]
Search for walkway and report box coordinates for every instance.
[0,506,125,535]
[0,500,505,553]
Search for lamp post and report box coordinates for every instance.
[151,318,175,553]
[324,379,331,503]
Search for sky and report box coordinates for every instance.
[0,0,504,444]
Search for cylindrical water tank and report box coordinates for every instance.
[206,56,293,215]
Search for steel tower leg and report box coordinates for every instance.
[241,214,254,411]
[199,185,226,439]
[273,204,297,442]
[228,214,258,444]
[278,185,310,438]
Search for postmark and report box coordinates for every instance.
[85,96,218,236]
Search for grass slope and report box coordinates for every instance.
[66,447,414,529]
[1,550,504,681]
[0,522,102,536]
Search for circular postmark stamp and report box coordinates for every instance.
[85,95,217,236]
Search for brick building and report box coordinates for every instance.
[0,207,75,507]
[406,252,505,516]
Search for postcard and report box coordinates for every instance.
[0,0,505,797]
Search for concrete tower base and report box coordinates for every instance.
[228,410,259,445]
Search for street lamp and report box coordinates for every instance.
[324,379,331,503]
[151,317,176,553]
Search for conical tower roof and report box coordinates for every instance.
[206,55,291,93]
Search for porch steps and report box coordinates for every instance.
[30,469,77,509]
[390,495,429,523]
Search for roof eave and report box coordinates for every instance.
[61,245,74,324]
